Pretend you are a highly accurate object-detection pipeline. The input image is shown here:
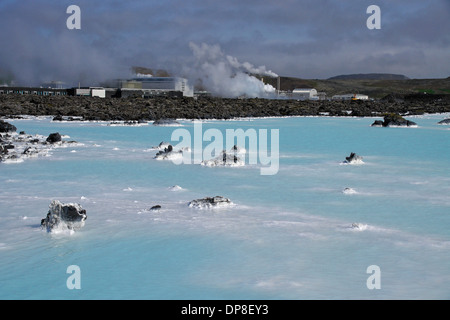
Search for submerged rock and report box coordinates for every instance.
[41,200,87,232]
[371,120,384,127]
[437,118,450,125]
[0,120,17,133]
[342,187,358,194]
[168,185,184,191]
[350,223,368,231]
[152,119,180,126]
[343,152,364,164]
[188,196,233,209]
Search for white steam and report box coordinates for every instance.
[187,42,278,98]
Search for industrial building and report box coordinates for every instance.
[0,76,194,99]
[0,87,68,96]
[118,77,194,98]
[291,88,318,100]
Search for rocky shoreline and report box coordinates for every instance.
[1,119,80,164]
[1,94,449,121]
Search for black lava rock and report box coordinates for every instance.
[46,132,62,143]
[0,120,17,133]
[372,114,417,127]
[437,118,450,125]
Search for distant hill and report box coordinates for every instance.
[328,73,409,80]
[260,75,450,99]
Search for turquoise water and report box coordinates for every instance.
[0,114,449,299]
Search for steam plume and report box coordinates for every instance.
[187,42,278,98]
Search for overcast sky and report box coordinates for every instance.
[0,0,449,86]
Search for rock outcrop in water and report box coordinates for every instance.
[201,151,244,167]
[342,187,358,194]
[350,223,368,231]
[201,146,245,167]
[153,119,180,126]
[46,132,62,144]
[188,196,233,209]
[437,118,450,125]
[1,129,79,163]
[343,152,364,164]
[41,200,87,232]
[371,114,417,127]
[0,120,17,133]
[154,144,183,160]
[153,141,172,150]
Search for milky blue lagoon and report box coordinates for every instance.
[1,114,449,299]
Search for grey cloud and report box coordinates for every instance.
[0,0,449,87]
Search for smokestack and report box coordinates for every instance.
[277,77,280,96]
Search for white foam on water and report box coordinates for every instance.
[340,159,365,165]
[2,158,25,164]
[342,187,358,195]
[168,185,185,191]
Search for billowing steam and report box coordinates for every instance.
[187,42,278,98]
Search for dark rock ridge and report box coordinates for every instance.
[153,119,180,126]
[1,95,449,121]
[437,118,450,125]
[41,200,87,232]
[371,114,417,127]
[188,196,232,209]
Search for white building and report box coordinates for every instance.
[75,88,91,96]
[90,87,106,98]
[75,87,106,98]
[292,88,318,100]
[119,77,194,97]
[332,94,369,101]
